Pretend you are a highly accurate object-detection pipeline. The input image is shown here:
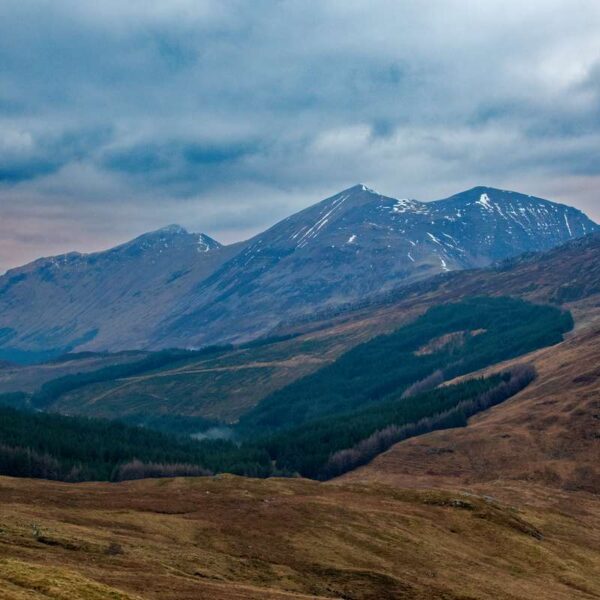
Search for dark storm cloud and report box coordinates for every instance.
[102,140,263,186]
[0,0,599,271]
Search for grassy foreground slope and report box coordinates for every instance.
[1,475,599,600]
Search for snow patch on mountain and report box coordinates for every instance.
[295,193,349,248]
[476,193,494,211]
[564,214,573,237]
[391,199,429,215]
[196,234,216,252]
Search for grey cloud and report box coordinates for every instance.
[0,0,599,271]
[0,127,113,183]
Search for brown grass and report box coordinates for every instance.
[1,474,599,600]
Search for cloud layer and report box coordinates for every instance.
[1,0,599,271]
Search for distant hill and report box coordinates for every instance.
[0,226,242,362]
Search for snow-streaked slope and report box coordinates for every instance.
[0,185,596,357]
[151,185,597,349]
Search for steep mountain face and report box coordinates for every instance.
[0,185,596,358]
[0,226,243,361]
[427,186,595,262]
[152,185,597,348]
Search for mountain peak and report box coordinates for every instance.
[343,183,380,195]
[448,185,570,202]
[465,185,508,194]
[119,226,221,255]
[436,186,554,209]
[196,233,222,252]
[156,224,189,235]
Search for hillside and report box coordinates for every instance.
[0,475,599,600]
[339,322,600,495]
[0,351,148,395]
[0,186,594,359]
[15,232,600,429]
[24,336,341,423]
[0,227,243,362]
[0,298,561,483]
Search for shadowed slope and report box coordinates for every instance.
[0,227,241,361]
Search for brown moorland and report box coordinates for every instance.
[1,474,599,600]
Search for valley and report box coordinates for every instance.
[0,196,599,599]
[4,5,600,599]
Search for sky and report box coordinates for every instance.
[1,0,599,272]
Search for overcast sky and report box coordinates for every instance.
[1,1,599,272]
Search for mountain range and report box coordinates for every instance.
[1,186,600,600]
[0,184,596,361]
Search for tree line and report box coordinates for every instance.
[0,405,272,481]
[0,297,568,483]
[0,365,535,482]
[255,366,535,479]
[239,297,571,433]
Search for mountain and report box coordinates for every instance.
[0,185,596,358]
[151,185,597,348]
[0,226,242,362]
[2,196,599,600]
[6,231,600,431]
